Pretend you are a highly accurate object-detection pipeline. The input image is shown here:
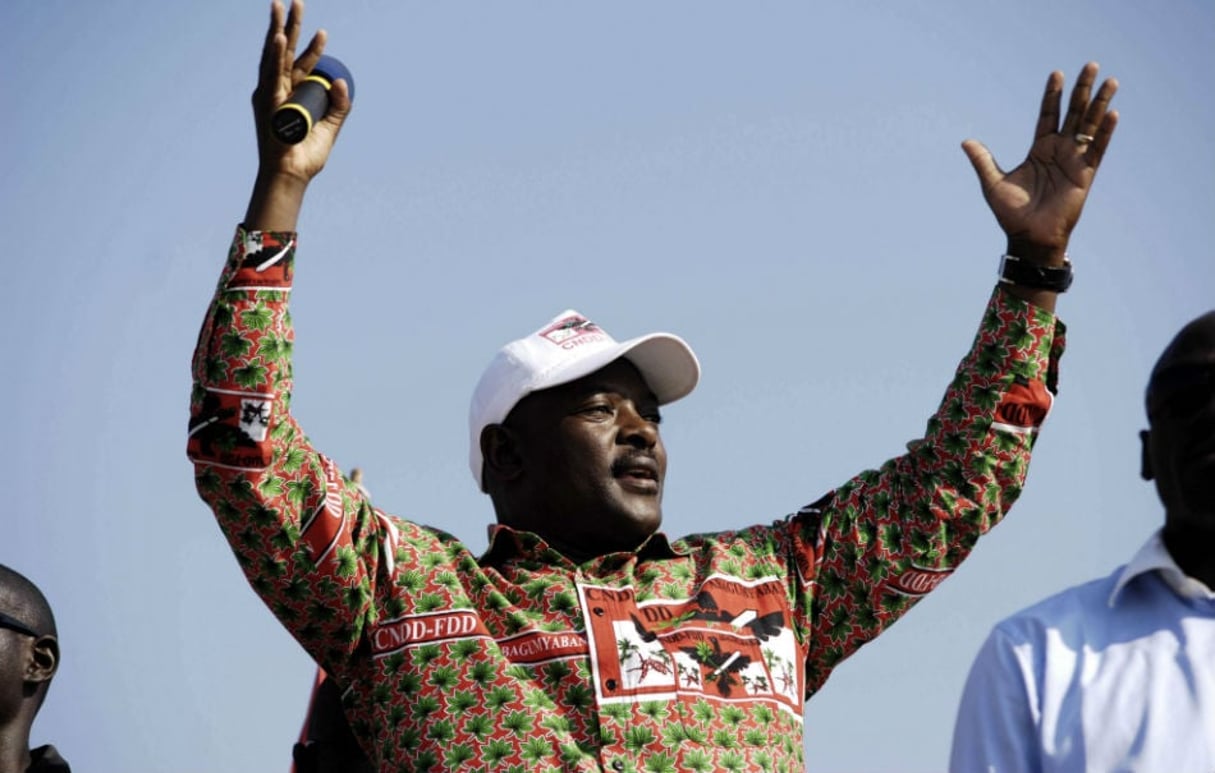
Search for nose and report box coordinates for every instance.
[617,402,658,449]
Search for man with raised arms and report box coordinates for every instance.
[188,2,1117,769]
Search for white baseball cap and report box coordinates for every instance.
[468,310,700,489]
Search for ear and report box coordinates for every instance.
[1139,429,1154,481]
[480,424,524,490]
[26,635,58,685]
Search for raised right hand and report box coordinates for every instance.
[245,0,352,230]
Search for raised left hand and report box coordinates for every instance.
[963,62,1118,265]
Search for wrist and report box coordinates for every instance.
[252,168,311,198]
[244,171,310,232]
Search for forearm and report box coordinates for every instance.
[804,289,1062,686]
[898,288,1061,539]
[905,288,1060,537]
[187,227,379,673]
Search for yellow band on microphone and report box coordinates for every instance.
[304,74,332,90]
[275,103,313,134]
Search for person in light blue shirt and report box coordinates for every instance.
[950,310,1215,773]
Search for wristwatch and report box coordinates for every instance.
[998,254,1073,293]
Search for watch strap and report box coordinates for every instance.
[999,254,1073,293]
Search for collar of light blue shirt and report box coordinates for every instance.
[1109,529,1215,607]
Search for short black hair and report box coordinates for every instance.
[0,564,57,639]
[1146,310,1215,414]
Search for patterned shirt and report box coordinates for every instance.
[188,227,1064,772]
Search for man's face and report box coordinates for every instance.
[1144,312,1215,532]
[504,358,667,558]
[0,601,34,723]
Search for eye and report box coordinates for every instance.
[644,411,663,425]
[579,403,614,418]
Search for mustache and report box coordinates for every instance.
[611,452,659,477]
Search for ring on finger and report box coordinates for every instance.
[1073,132,1095,144]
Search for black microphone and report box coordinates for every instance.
[271,55,355,145]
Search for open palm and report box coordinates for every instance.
[964,63,1118,260]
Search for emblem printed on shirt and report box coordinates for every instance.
[883,564,953,597]
[371,610,491,657]
[539,314,607,349]
[238,399,270,441]
[992,375,1053,435]
[229,235,295,291]
[186,387,274,471]
[299,457,354,565]
[579,575,804,718]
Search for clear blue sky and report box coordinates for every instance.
[3,1,1212,770]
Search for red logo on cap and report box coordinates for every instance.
[540,315,604,347]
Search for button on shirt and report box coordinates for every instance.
[950,530,1215,773]
[190,228,1064,772]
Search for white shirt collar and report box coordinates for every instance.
[1109,529,1215,606]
